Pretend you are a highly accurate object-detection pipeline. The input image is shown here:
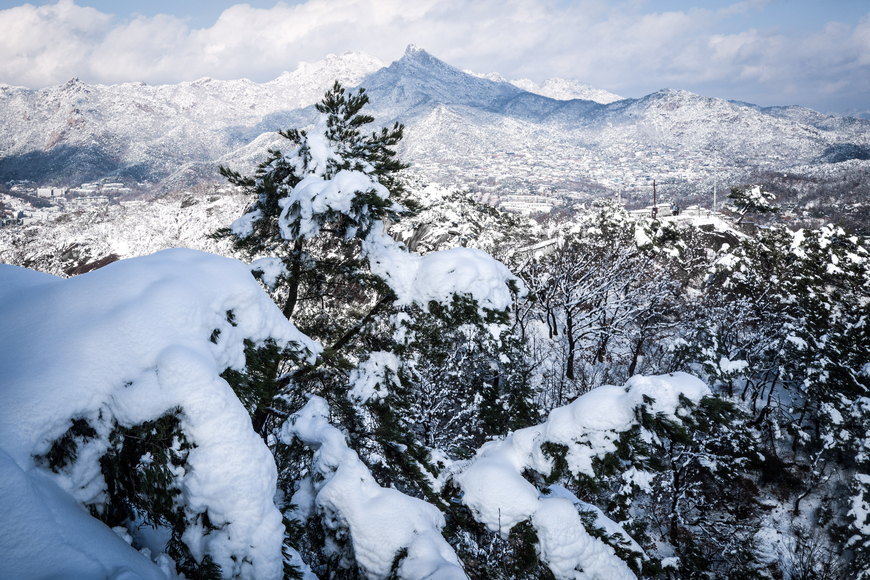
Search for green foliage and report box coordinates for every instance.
[36,407,228,580]
[98,408,191,528]
[35,417,97,471]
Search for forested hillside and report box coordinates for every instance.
[0,83,869,580]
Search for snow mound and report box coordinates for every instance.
[0,249,320,579]
[281,396,466,580]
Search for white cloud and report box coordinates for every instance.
[0,0,867,111]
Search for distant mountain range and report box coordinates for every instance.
[0,45,868,193]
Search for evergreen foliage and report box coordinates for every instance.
[727,184,779,224]
[37,408,228,579]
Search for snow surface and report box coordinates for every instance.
[0,249,320,579]
[281,396,466,580]
[455,373,710,580]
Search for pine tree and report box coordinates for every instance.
[218,81,531,576]
[727,184,779,224]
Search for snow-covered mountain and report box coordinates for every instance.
[0,51,383,186]
[511,78,624,103]
[1,45,868,192]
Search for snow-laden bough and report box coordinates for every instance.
[455,373,711,580]
[281,396,467,580]
[0,249,320,579]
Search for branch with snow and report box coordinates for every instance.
[281,396,467,580]
[363,221,523,313]
[0,249,320,579]
[454,373,711,580]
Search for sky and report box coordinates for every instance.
[0,0,867,113]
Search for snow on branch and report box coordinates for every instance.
[454,373,711,580]
[281,396,467,580]
[363,221,524,313]
[0,249,320,579]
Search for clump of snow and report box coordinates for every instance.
[250,256,288,289]
[634,225,652,247]
[455,373,710,580]
[281,396,466,580]
[849,474,870,546]
[280,170,390,239]
[718,356,749,375]
[545,484,645,556]
[304,114,345,177]
[230,207,262,238]
[0,249,320,579]
[347,351,401,403]
[364,222,522,313]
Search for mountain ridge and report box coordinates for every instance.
[0,45,867,197]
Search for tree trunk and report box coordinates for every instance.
[566,308,576,381]
[281,239,304,319]
[628,331,646,377]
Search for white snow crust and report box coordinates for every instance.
[455,373,711,580]
[281,396,466,580]
[0,249,320,579]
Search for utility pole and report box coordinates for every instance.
[712,147,720,214]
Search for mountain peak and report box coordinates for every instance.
[405,44,423,55]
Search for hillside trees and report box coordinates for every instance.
[680,222,870,576]
[519,202,686,407]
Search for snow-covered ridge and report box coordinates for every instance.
[464,69,625,104]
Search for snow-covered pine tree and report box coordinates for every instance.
[218,82,533,577]
[680,221,870,576]
[219,79,441,492]
[726,184,779,224]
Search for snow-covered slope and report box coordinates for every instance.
[0,51,382,184]
[510,77,624,104]
[464,69,624,104]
